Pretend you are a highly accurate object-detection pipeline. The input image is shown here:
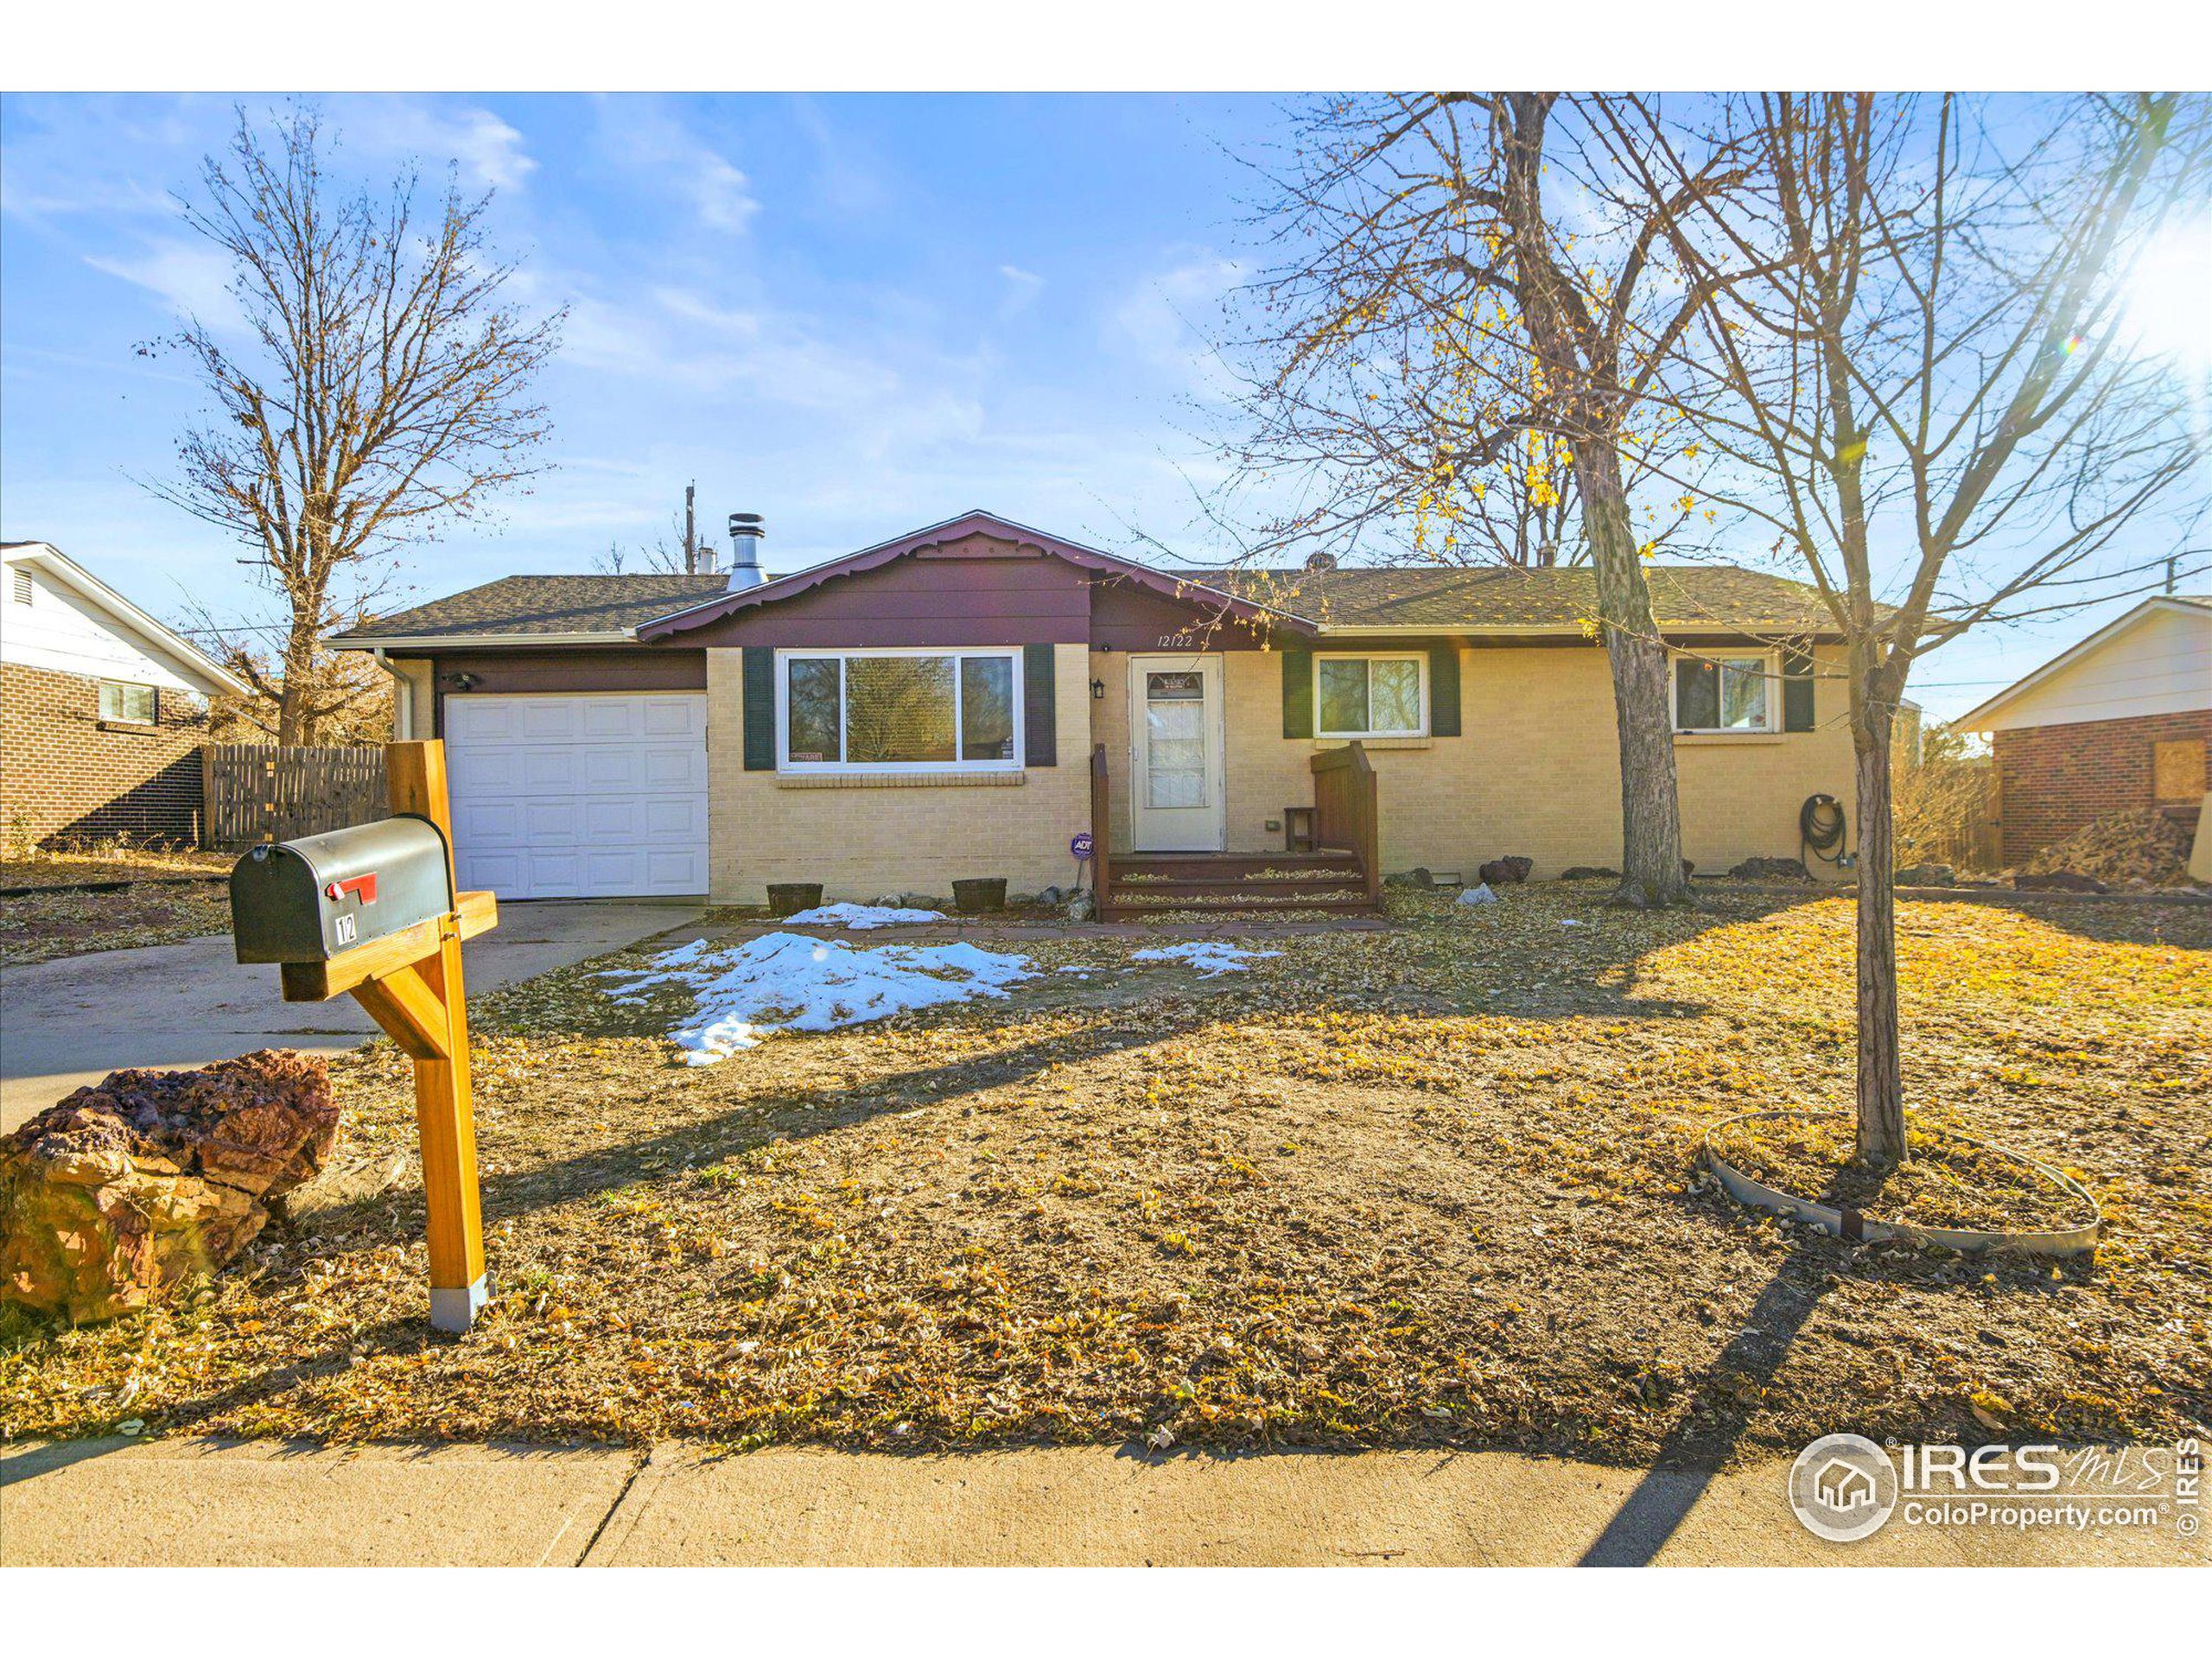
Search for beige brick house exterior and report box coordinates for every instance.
[343,511,1862,905]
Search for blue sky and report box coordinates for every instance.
[1,92,2200,721]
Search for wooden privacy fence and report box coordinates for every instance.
[203,744,390,849]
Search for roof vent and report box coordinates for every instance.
[1303,551,1338,572]
[727,512,765,591]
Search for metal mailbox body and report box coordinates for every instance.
[231,815,455,963]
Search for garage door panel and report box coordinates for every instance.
[640,698,697,736]
[445,692,709,899]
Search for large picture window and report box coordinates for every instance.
[779,650,1021,770]
[1672,652,1776,733]
[1314,653,1426,738]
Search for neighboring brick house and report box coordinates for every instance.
[0,542,251,849]
[1957,595,2212,866]
[334,509,1861,907]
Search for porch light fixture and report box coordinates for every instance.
[1090,677,1106,700]
[445,671,481,691]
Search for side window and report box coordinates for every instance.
[99,681,157,724]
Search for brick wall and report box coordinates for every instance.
[0,660,209,848]
[1993,709,2212,865]
[707,645,1092,904]
[1096,643,1860,880]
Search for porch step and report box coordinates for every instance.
[1110,850,1361,880]
[1099,849,1382,920]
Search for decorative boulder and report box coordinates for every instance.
[1893,863,1956,887]
[1,1051,340,1324]
[1727,855,1813,881]
[2014,870,2109,894]
[1478,855,1534,887]
[1559,866,1620,881]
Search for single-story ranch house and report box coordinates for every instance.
[334,510,1857,908]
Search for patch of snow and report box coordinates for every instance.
[601,931,1033,1065]
[1128,941,1284,976]
[1558,918,1584,927]
[781,903,946,930]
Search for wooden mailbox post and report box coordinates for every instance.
[265,741,499,1333]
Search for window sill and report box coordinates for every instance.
[1674,730,1786,746]
[1312,735,1433,751]
[98,720,161,735]
[774,770,1029,789]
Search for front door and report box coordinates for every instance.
[1128,653,1226,852]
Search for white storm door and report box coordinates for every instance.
[1128,654,1226,852]
[443,692,709,899]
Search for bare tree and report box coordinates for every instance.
[176,600,393,747]
[1218,94,1757,906]
[592,482,721,575]
[1642,92,2211,1161]
[143,105,563,743]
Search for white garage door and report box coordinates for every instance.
[444,693,709,899]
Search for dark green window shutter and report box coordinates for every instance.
[742,647,777,770]
[1427,643,1461,736]
[1281,647,1313,738]
[1782,645,1815,733]
[1023,644,1057,766]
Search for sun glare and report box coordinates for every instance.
[2123,219,2212,372]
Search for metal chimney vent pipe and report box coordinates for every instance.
[727,512,765,590]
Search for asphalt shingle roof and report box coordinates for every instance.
[1170,563,1841,633]
[335,574,733,642]
[339,558,1844,644]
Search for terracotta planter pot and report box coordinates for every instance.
[766,882,823,918]
[951,877,1007,914]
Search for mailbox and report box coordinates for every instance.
[231,816,455,963]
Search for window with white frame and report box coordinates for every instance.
[1315,653,1426,738]
[779,649,1021,770]
[1671,651,1776,733]
[99,680,157,725]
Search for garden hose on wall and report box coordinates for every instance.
[1801,792,1849,870]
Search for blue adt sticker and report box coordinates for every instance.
[1071,832,1095,860]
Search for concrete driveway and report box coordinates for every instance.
[0,900,702,1132]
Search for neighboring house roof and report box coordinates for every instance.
[332,510,1848,650]
[1955,594,2212,733]
[1169,563,1842,635]
[333,574,734,647]
[636,510,1294,640]
[0,541,252,697]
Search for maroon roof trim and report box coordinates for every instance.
[636,509,1312,640]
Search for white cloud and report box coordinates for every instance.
[997,264,1045,317]
[344,101,538,192]
[1113,246,1245,397]
[600,101,759,234]
[83,238,238,325]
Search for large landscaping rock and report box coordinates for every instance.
[1,1051,340,1323]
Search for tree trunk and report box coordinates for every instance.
[1853,669,1905,1164]
[1576,441,1690,907]
[276,613,321,746]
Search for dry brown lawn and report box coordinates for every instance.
[4,886,2207,1468]
[0,855,232,965]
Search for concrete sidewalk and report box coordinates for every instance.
[3,1440,2199,1567]
[0,899,702,1132]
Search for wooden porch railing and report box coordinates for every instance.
[1090,743,1114,913]
[1309,741,1382,906]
